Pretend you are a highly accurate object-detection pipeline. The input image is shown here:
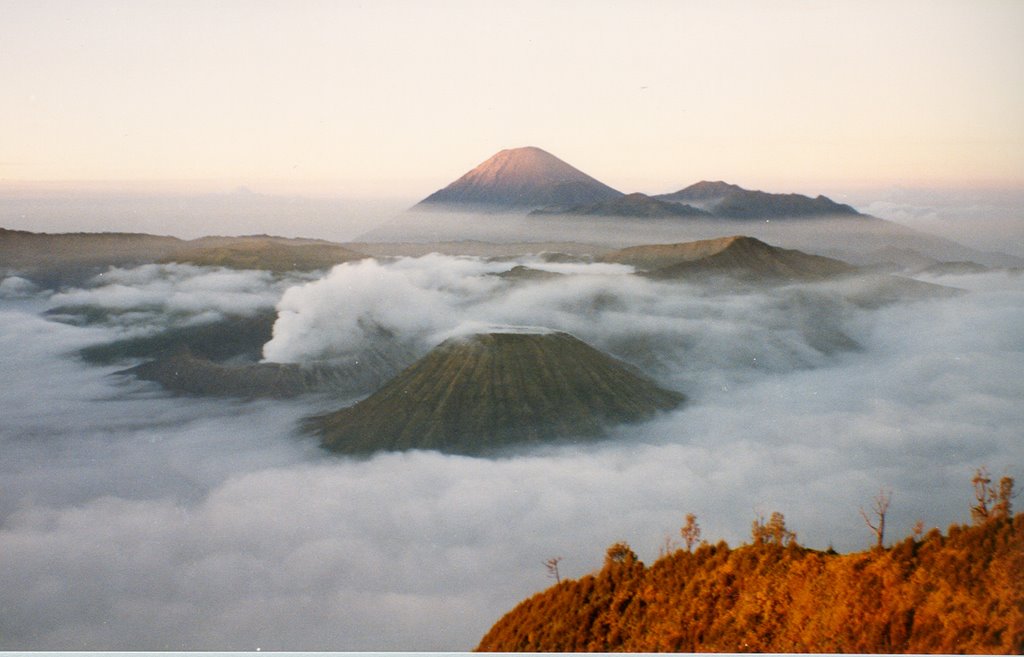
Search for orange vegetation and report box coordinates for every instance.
[477,513,1023,653]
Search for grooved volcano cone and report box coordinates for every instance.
[309,330,684,455]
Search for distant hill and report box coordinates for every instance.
[530,193,710,218]
[70,311,278,365]
[414,146,623,211]
[0,228,366,286]
[0,227,185,286]
[602,235,855,281]
[655,180,861,219]
[307,330,684,456]
[478,513,1024,653]
[158,236,366,272]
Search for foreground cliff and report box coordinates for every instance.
[478,513,1023,653]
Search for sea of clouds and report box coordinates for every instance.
[0,254,1021,650]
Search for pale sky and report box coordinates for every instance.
[2,0,1023,198]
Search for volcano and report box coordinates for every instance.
[602,235,855,280]
[414,146,623,211]
[308,330,684,456]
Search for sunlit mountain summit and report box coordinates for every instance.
[414,146,623,211]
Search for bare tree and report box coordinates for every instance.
[544,556,563,583]
[860,488,892,549]
[972,467,993,523]
[972,467,1016,523]
[680,513,701,552]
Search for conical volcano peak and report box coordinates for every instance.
[602,235,854,280]
[307,330,683,456]
[469,146,589,184]
[415,146,622,210]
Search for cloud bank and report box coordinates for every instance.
[0,259,1021,650]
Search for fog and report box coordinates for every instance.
[1,250,1022,650]
[848,187,1024,259]
[0,188,411,241]
[366,208,1024,268]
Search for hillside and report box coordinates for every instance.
[602,235,855,280]
[414,146,623,210]
[158,236,366,272]
[1,228,366,286]
[655,180,862,219]
[530,193,709,218]
[123,348,408,399]
[478,510,1023,653]
[0,227,185,286]
[307,330,684,456]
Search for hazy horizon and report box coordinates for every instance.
[3,180,1024,259]
[3,1,1023,195]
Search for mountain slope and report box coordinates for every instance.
[159,236,366,272]
[530,192,709,218]
[602,235,855,280]
[478,514,1024,653]
[656,180,861,218]
[308,330,684,455]
[414,147,623,210]
[123,348,410,399]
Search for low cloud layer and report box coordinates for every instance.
[0,257,1021,650]
[854,188,1024,259]
[47,263,313,334]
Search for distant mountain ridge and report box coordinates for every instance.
[530,193,710,218]
[413,147,862,219]
[415,146,622,210]
[0,228,367,286]
[655,180,861,218]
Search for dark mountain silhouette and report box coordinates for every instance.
[307,330,684,456]
[71,311,278,364]
[492,265,566,282]
[655,180,861,219]
[530,192,710,218]
[602,235,855,280]
[414,146,623,210]
[478,512,1023,653]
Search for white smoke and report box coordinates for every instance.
[261,255,509,362]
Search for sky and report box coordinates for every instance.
[2,0,1024,199]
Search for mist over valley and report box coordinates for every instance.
[1,146,1022,650]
